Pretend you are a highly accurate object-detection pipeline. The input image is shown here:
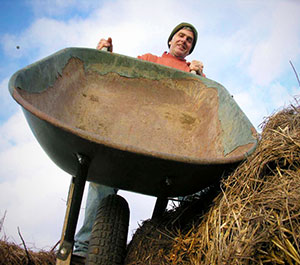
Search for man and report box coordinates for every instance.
[73,22,205,260]
[97,22,204,75]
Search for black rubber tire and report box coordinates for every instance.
[85,194,130,265]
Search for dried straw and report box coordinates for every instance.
[125,103,300,264]
[0,240,56,265]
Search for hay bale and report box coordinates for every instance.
[0,239,56,265]
[125,219,172,264]
[125,104,300,264]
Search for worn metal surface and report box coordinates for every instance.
[9,48,257,197]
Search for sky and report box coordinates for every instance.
[0,0,300,251]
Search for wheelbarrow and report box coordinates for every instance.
[9,48,257,265]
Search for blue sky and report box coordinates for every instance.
[0,0,300,250]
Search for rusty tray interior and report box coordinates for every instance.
[9,48,257,197]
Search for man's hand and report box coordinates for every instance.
[189,60,204,76]
[96,37,113,52]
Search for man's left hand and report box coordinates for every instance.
[189,60,204,76]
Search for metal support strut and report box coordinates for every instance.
[56,154,90,265]
[152,197,168,219]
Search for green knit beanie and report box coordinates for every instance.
[168,22,198,54]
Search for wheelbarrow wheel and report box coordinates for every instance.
[85,194,129,265]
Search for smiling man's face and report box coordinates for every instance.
[168,28,194,59]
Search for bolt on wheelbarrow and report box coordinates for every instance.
[9,48,257,265]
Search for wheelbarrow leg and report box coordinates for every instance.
[151,197,168,219]
[56,154,90,265]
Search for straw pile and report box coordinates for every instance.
[0,239,56,265]
[125,103,300,264]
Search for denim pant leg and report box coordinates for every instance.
[73,182,118,256]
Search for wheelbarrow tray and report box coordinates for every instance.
[9,48,257,197]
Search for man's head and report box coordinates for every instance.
[168,22,198,59]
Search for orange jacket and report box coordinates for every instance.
[138,52,205,77]
[138,52,191,72]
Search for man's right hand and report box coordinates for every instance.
[189,60,204,76]
[96,37,113,52]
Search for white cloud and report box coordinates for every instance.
[268,82,299,110]
[2,0,207,62]
[2,0,300,86]
[197,1,300,88]
[233,91,266,129]
[0,77,18,119]
[27,0,103,17]
[232,80,298,131]
[0,111,32,149]
[0,111,71,247]
[247,1,300,86]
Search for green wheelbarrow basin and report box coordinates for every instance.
[9,48,257,197]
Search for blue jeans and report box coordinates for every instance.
[73,182,118,256]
